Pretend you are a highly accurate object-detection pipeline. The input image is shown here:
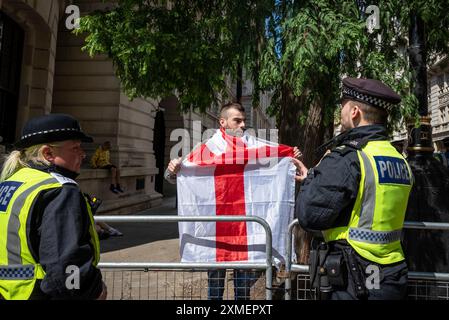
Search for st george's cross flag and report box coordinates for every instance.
[177,128,296,267]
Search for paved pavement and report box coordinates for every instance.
[99,196,181,263]
[98,196,209,300]
[98,196,268,300]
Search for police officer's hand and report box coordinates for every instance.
[168,157,182,174]
[293,147,302,159]
[292,158,308,182]
[96,281,107,300]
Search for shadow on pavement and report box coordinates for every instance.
[99,196,180,253]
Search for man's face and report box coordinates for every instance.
[219,108,246,137]
[340,100,356,132]
[51,140,86,173]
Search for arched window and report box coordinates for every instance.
[0,11,24,145]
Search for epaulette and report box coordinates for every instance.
[50,172,78,185]
[332,144,357,156]
[342,136,371,150]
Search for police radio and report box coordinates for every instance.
[84,193,102,214]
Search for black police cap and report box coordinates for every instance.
[15,114,93,149]
[341,77,401,112]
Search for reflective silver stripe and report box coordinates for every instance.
[0,264,35,280]
[7,178,59,265]
[357,151,376,229]
[349,228,402,244]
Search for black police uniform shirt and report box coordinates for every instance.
[295,125,390,232]
[25,163,103,300]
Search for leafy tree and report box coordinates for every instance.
[77,0,272,111]
[78,0,449,159]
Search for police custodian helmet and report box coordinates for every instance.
[15,114,93,149]
[341,77,401,112]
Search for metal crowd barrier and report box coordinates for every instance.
[285,219,449,300]
[100,269,266,300]
[95,215,273,300]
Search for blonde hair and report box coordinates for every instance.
[0,143,61,182]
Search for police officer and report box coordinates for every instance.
[293,78,413,300]
[0,114,106,300]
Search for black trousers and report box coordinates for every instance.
[330,250,408,300]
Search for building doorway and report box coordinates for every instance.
[0,11,24,147]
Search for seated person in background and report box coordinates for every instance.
[90,141,124,194]
[95,222,123,239]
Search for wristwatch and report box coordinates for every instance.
[164,169,177,180]
[168,172,177,179]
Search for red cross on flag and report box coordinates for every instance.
[177,128,296,266]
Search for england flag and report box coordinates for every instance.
[177,128,296,266]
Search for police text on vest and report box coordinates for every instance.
[374,156,411,185]
[0,181,23,212]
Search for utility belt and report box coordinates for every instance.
[309,239,369,299]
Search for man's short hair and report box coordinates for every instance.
[220,102,245,119]
[349,100,388,126]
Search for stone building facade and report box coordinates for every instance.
[0,0,163,214]
[391,56,449,152]
[0,0,277,210]
[428,56,449,150]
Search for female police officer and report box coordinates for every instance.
[0,114,106,300]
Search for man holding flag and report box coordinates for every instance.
[165,102,300,300]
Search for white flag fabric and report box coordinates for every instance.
[177,128,296,267]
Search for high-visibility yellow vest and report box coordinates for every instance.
[322,140,413,265]
[0,167,100,300]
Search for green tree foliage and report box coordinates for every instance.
[78,0,273,110]
[78,0,449,135]
[262,0,449,133]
